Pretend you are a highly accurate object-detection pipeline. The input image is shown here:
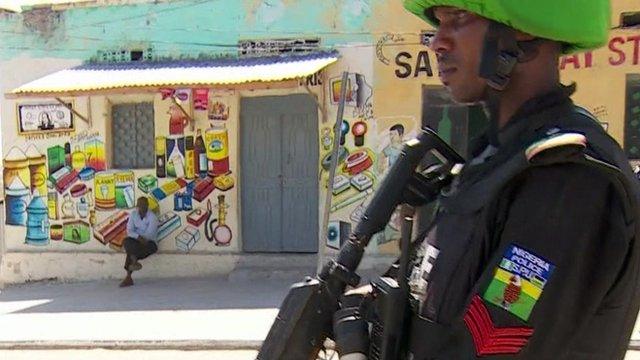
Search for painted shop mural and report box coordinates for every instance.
[3,89,237,254]
[320,67,421,255]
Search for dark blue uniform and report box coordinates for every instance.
[406,86,640,359]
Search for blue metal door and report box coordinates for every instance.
[241,94,319,252]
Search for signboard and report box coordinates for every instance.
[17,102,74,135]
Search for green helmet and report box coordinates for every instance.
[403,0,611,53]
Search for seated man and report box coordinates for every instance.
[119,197,159,287]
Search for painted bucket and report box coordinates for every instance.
[25,144,48,196]
[5,184,30,226]
[3,147,30,193]
[114,170,135,209]
[26,196,50,246]
[166,135,185,178]
[205,126,229,176]
[94,172,116,210]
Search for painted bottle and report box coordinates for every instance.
[155,136,166,178]
[26,196,50,246]
[194,129,207,177]
[71,146,86,171]
[185,135,195,179]
[77,196,89,218]
[61,193,75,219]
[89,209,97,226]
[47,190,59,220]
[64,142,72,167]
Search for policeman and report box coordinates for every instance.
[333,0,640,359]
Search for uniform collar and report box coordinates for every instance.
[471,84,575,158]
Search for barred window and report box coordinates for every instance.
[111,102,155,169]
[624,74,640,160]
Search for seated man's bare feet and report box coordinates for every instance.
[119,276,134,287]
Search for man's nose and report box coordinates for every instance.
[429,29,452,55]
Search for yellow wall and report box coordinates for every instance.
[561,27,640,146]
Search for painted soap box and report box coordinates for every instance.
[176,226,200,252]
[158,211,181,241]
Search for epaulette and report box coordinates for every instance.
[525,131,587,163]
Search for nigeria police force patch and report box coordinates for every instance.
[483,244,555,321]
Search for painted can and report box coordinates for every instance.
[94,172,116,210]
[155,136,166,178]
[185,136,195,179]
[166,135,186,178]
[205,126,229,176]
[114,170,135,209]
[47,190,59,220]
[25,144,48,196]
[50,224,63,241]
[3,147,31,193]
[5,183,30,226]
[26,196,50,246]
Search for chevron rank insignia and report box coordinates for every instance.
[482,244,555,321]
[464,295,534,356]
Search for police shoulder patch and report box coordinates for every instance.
[482,244,555,321]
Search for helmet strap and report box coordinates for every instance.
[479,22,543,143]
[479,21,522,91]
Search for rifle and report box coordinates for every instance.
[257,127,464,360]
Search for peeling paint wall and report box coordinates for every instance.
[0,0,383,60]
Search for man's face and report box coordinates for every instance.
[430,7,490,103]
[137,198,148,217]
[390,130,402,144]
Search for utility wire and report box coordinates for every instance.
[65,0,213,30]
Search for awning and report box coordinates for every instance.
[8,51,339,98]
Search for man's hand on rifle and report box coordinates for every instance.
[333,290,371,359]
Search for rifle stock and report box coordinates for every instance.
[257,128,463,360]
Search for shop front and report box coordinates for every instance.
[0,51,338,283]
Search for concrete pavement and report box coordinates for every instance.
[0,350,260,360]
[1,273,640,359]
[0,275,294,349]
